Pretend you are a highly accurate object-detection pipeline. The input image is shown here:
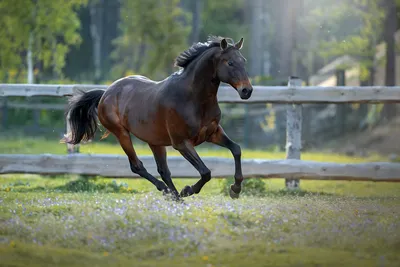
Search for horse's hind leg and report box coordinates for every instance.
[149,145,180,200]
[98,98,167,194]
[113,128,169,193]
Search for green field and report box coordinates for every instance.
[1,137,400,266]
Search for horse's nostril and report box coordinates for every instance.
[242,88,248,94]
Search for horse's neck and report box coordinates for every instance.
[186,48,220,102]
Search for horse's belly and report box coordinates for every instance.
[132,126,172,146]
[125,109,172,146]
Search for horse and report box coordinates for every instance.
[63,36,253,201]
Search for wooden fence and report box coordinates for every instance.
[1,77,400,188]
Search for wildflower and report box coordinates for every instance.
[202,255,209,261]
[10,241,16,248]
[87,233,93,239]
[103,251,109,257]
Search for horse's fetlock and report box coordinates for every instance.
[234,175,244,184]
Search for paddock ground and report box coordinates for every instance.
[0,137,399,266]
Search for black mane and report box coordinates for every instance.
[174,36,233,69]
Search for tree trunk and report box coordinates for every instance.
[190,0,203,44]
[291,0,303,77]
[382,0,397,120]
[90,0,104,83]
[134,42,147,72]
[250,0,263,77]
[279,0,294,79]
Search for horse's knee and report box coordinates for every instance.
[200,169,211,182]
[231,143,241,158]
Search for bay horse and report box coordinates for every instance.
[64,36,253,201]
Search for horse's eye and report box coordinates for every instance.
[228,61,233,66]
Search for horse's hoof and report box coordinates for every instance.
[162,189,182,202]
[162,188,172,196]
[229,184,241,199]
[180,185,194,197]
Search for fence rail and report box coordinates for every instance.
[1,77,400,187]
[1,154,399,182]
[2,83,400,103]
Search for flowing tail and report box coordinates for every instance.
[61,89,105,145]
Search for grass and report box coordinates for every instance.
[0,136,400,266]
[1,186,399,267]
[0,136,387,162]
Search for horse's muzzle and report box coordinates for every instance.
[239,87,253,100]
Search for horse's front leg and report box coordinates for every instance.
[207,125,243,199]
[173,140,211,197]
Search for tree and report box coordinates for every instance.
[111,0,191,79]
[185,0,203,44]
[199,0,248,55]
[300,0,385,85]
[0,0,88,83]
[299,0,399,127]
[89,0,104,84]
[382,0,398,119]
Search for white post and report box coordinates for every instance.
[27,33,34,84]
[285,76,303,189]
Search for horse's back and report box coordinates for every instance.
[112,75,157,90]
[98,74,172,145]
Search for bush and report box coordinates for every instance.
[58,178,137,193]
[219,177,267,197]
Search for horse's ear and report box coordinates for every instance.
[220,38,228,50]
[235,37,244,50]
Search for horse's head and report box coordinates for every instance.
[216,37,253,100]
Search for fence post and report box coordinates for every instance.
[285,76,302,189]
[65,111,79,154]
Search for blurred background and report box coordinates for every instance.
[0,0,399,158]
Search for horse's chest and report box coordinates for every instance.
[191,120,219,146]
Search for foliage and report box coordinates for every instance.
[58,178,137,193]
[111,0,191,79]
[300,0,385,82]
[200,0,247,40]
[1,177,137,193]
[220,177,267,197]
[0,0,88,82]
[199,0,249,57]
